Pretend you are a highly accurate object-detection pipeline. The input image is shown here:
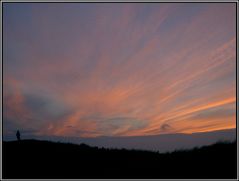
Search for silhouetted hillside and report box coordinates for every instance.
[3,139,237,179]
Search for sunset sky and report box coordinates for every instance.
[3,3,236,139]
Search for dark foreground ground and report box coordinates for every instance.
[3,140,237,179]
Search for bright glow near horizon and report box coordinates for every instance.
[3,3,236,138]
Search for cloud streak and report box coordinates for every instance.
[3,3,236,138]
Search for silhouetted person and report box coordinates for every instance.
[16,130,21,141]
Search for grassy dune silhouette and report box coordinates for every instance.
[3,140,236,179]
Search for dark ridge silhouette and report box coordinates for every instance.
[3,139,236,179]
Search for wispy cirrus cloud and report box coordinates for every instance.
[3,3,236,138]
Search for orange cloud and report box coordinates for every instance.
[3,3,236,138]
